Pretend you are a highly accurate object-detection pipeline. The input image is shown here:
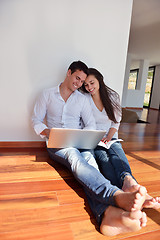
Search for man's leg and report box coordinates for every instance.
[84,188,147,237]
[47,147,147,211]
[80,149,99,171]
[100,206,147,236]
[47,147,119,206]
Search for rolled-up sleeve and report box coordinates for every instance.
[32,90,48,136]
[110,121,120,131]
[110,95,122,131]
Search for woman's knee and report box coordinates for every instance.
[95,150,109,163]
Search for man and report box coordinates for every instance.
[32,61,147,236]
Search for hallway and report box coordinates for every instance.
[130,108,160,124]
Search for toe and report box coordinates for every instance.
[141,212,147,227]
[129,210,142,219]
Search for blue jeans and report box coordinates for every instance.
[94,139,135,189]
[47,147,120,224]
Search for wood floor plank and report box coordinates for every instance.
[0,191,58,210]
[0,222,74,240]
[123,230,160,240]
[0,123,160,239]
[57,188,86,205]
[70,219,160,240]
[70,219,105,240]
[0,203,90,232]
[0,179,80,195]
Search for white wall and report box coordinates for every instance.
[0,0,133,141]
[122,55,160,109]
[121,53,132,107]
[122,57,150,108]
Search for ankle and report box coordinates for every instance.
[123,174,134,182]
[113,190,123,206]
[122,175,137,188]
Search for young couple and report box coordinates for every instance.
[32,60,160,237]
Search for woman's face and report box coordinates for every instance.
[84,75,100,96]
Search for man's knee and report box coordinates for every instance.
[81,151,99,170]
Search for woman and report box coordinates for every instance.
[81,68,160,207]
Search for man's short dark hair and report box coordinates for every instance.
[68,60,88,75]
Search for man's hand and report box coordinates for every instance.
[40,129,50,138]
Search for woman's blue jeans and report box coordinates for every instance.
[94,140,135,189]
[47,147,119,224]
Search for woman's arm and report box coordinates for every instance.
[102,127,117,142]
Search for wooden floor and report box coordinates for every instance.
[0,123,160,240]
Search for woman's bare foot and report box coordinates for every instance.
[114,186,147,211]
[100,206,147,236]
[122,176,160,209]
[122,175,138,192]
[143,194,160,209]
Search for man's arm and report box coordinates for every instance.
[32,90,49,137]
[40,129,50,139]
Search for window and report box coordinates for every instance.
[143,66,155,108]
[128,69,139,90]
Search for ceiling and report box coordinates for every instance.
[128,0,160,69]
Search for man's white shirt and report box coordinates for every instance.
[32,85,96,137]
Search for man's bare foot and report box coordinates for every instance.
[114,186,147,211]
[100,206,147,236]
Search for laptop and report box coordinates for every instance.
[47,128,106,149]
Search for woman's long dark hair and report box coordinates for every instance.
[81,68,121,123]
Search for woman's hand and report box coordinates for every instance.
[101,137,110,143]
[102,128,117,143]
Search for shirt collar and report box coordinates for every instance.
[54,84,61,95]
[56,83,78,96]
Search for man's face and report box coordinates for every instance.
[67,69,87,92]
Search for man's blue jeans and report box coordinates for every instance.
[47,147,119,224]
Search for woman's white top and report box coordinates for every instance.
[85,93,121,139]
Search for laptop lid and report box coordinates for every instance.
[47,128,106,149]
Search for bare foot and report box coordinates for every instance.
[114,186,147,211]
[100,206,147,236]
[143,194,160,209]
[122,175,138,192]
[122,177,160,210]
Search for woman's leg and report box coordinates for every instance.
[106,141,135,188]
[94,146,120,188]
[94,143,160,209]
